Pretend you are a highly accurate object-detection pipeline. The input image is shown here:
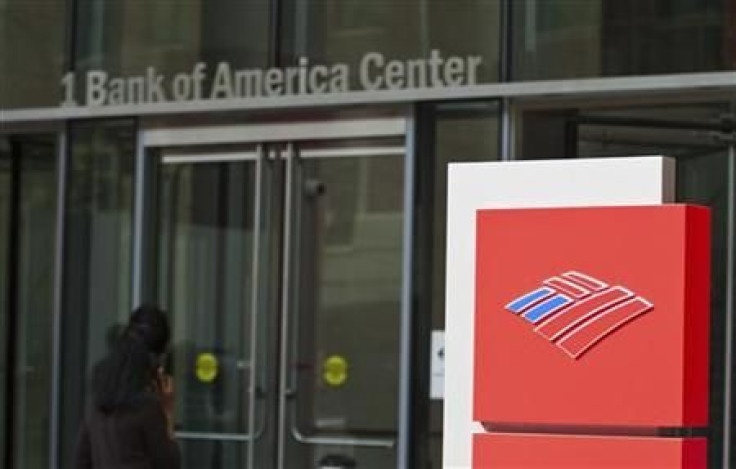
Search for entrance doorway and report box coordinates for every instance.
[135,118,410,469]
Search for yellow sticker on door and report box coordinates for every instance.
[322,355,349,387]
[195,352,219,383]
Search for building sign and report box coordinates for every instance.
[441,157,719,468]
[472,204,710,467]
[59,50,482,107]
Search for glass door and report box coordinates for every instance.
[150,146,267,469]
[279,142,404,468]
[141,118,409,469]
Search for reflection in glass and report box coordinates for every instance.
[0,0,66,109]
[281,0,500,85]
[59,122,135,469]
[513,0,728,80]
[155,158,257,469]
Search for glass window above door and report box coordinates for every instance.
[513,0,730,80]
[74,0,270,77]
[0,0,66,109]
[280,0,501,84]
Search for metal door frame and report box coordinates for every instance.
[130,116,415,469]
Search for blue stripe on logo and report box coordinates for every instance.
[507,287,554,313]
[522,295,572,323]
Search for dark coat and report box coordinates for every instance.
[74,395,180,469]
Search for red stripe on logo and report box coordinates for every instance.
[557,297,653,359]
[535,286,633,341]
[543,277,590,298]
[562,271,607,291]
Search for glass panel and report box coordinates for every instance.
[0,141,10,466]
[513,0,729,80]
[13,135,58,469]
[286,145,404,468]
[74,0,269,77]
[0,0,66,109]
[154,156,257,469]
[281,0,501,86]
[59,121,135,469]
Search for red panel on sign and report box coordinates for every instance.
[474,205,710,427]
[472,433,707,469]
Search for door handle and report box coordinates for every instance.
[175,430,263,442]
[290,427,395,449]
[276,144,299,469]
[246,145,269,450]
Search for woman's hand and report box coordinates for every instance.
[156,367,176,439]
[156,368,175,409]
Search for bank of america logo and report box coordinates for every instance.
[505,272,653,359]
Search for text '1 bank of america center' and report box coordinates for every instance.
[2,1,736,468]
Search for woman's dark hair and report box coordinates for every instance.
[92,304,171,413]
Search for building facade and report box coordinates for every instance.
[1,0,736,468]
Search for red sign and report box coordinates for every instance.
[473,205,710,428]
[473,433,707,468]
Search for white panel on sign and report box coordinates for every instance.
[443,156,675,468]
